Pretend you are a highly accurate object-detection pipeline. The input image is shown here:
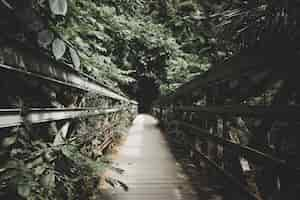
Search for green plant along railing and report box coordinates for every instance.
[0,1,140,199]
[0,105,136,199]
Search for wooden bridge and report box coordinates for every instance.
[99,48,300,200]
[1,40,300,200]
[1,2,300,200]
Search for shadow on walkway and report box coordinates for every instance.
[99,114,222,200]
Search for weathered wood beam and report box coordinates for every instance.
[0,107,127,129]
[176,105,300,120]
[175,121,299,170]
[0,42,134,103]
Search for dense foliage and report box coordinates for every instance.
[55,0,212,95]
[0,90,133,200]
[0,1,137,199]
[0,0,213,96]
[3,0,298,199]
[3,1,298,97]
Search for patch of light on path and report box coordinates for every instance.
[132,114,159,126]
[120,114,159,158]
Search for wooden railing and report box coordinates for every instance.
[154,51,300,200]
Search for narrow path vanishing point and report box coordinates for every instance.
[100,114,199,200]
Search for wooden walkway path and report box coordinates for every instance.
[100,114,220,200]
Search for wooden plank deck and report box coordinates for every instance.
[99,114,220,200]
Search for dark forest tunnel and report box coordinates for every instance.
[136,75,160,114]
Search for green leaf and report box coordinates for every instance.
[34,165,46,175]
[44,150,57,163]
[1,134,17,148]
[74,36,90,52]
[49,0,67,16]
[52,38,66,60]
[69,48,80,69]
[92,43,107,53]
[41,172,55,188]
[26,157,44,169]
[38,30,54,48]
[17,184,31,198]
[10,148,23,157]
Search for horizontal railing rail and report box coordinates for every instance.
[0,106,133,129]
[194,149,259,200]
[173,121,298,169]
[0,63,133,102]
[175,105,300,120]
[171,120,292,200]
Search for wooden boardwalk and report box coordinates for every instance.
[100,114,220,200]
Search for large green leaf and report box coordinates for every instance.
[49,0,68,16]
[69,48,80,69]
[52,38,66,60]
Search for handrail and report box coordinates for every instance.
[174,121,299,171]
[0,106,131,128]
[0,63,133,102]
[176,105,300,120]
[168,120,260,200]
[195,150,259,200]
